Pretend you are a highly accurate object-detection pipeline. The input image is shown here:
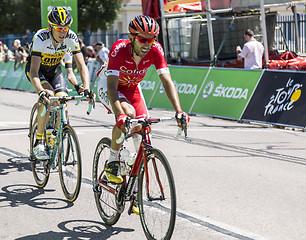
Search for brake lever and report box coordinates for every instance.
[115,117,131,144]
[174,115,188,139]
[181,115,188,138]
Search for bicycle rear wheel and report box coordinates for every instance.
[58,124,82,202]
[30,119,50,188]
[138,148,176,240]
[92,137,121,225]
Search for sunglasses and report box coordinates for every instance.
[53,26,69,32]
[135,35,156,45]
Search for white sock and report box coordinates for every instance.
[108,148,119,163]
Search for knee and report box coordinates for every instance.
[46,90,54,97]
[125,106,136,119]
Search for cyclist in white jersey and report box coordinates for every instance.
[25,7,93,160]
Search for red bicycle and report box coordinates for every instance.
[92,116,187,239]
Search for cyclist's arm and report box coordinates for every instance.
[73,52,90,90]
[107,75,125,118]
[159,72,182,113]
[65,67,78,86]
[29,55,44,94]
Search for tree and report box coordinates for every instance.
[78,0,123,32]
[0,0,123,35]
[0,0,41,35]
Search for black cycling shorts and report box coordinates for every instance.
[25,63,68,95]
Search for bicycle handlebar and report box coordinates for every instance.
[115,117,187,144]
[40,95,95,117]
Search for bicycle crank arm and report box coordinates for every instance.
[148,196,166,201]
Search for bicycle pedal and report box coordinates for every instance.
[128,196,139,216]
[132,205,139,215]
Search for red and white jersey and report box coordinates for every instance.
[107,39,169,92]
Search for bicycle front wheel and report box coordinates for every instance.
[30,119,50,188]
[92,137,121,225]
[138,148,176,240]
[58,124,82,202]
[28,103,38,138]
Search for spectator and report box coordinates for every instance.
[236,29,264,70]
[12,39,28,70]
[85,45,96,60]
[3,44,14,63]
[22,29,32,46]
[94,41,109,65]
[0,41,4,62]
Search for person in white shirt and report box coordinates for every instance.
[94,41,109,65]
[236,29,264,70]
[12,39,28,70]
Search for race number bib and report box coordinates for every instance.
[96,65,113,113]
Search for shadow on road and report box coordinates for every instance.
[15,219,134,240]
[0,147,31,175]
[0,184,73,210]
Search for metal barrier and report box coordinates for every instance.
[275,14,306,54]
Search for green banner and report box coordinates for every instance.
[146,66,210,112]
[0,61,81,94]
[40,0,78,33]
[191,68,262,119]
[16,70,35,92]
[139,66,160,106]
[0,61,34,92]
[0,62,13,86]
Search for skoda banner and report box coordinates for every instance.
[190,68,262,119]
[241,70,306,127]
[145,66,210,111]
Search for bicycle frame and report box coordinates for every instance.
[45,96,88,168]
[97,120,166,204]
[46,101,67,168]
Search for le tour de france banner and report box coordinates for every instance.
[40,0,78,33]
[241,70,306,127]
[190,68,262,119]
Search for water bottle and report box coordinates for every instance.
[120,148,129,176]
[46,129,53,147]
[126,152,137,173]
[46,129,56,155]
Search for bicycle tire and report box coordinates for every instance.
[58,124,82,202]
[138,148,176,240]
[30,119,50,188]
[92,137,121,225]
[28,103,38,138]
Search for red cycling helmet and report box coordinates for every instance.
[129,15,160,37]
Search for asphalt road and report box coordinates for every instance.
[1,88,306,240]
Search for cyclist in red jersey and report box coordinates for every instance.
[103,15,190,183]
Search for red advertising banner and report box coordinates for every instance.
[201,0,305,11]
